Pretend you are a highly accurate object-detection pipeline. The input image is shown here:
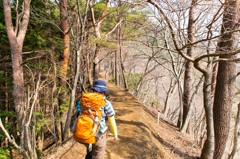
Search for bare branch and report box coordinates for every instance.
[0,118,22,151]
[146,0,194,62]
[17,0,31,46]
[105,19,123,39]
[22,50,50,54]
[195,49,240,63]
[26,73,41,126]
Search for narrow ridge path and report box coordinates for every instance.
[44,82,200,159]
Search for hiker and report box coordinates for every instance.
[76,80,118,159]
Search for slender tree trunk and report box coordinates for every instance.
[37,130,44,153]
[162,80,177,117]
[182,0,196,130]
[200,72,215,159]
[90,0,110,80]
[52,56,62,144]
[118,23,128,91]
[181,76,203,134]
[59,0,70,142]
[3,0,36,158]
[63,0,91,138]
[93,44,101,80]
[4,71,9,147]
[60,0,70,80]
[176,80,183,128]
[229,103,240,159]
[211,63,218,93]
[213,1,239,158]
[114,50,118,85]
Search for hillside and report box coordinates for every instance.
[44,83,201,159]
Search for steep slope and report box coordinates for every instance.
[44,83,200,159]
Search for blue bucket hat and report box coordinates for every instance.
[92,80,107,93]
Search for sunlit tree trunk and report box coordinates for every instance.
[3,0,37,158]
[63,0,90,139]
[58,0,70,143]
[114,50,119,85]
[213,1,239,158]
[162,80,178,117]
[60,0,70,80]
[229,103,240,159]
[118,22,128,91]
[200,71,215,159]
[90,0,110,81]
[182,0,196,131]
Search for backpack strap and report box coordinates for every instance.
[88,109,100,135]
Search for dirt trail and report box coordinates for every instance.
[44,83,200,159]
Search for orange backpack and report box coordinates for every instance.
[73,92,106,144]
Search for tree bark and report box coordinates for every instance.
[162,80,177,117]
[200,72,215,159]
[118,23,128,91]
[58,0,71,143]
[213,0,239,158]
[60,0,70,80]
[3,0,35,158]
[90,0,110,80]
[63,0,91,139]
[182,0,196,131]
[229,103,240,159]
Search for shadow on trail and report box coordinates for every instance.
[107,133,163,159]
[59,142,76,159]
[116,119,198,159]
[151,131,199,159]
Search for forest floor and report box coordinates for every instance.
[44,81,201,159]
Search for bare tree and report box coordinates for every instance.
[2,0,38,158]
[56,0,71,144]
[59,0,71,81]
[213,0,240,158]
[145,0,239,158]
[118,21,129,90]
[182,0,197,131]
[63,0,91,139]
[90,0,110,81]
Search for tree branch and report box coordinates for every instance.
[146,0,194,62]
[105,19,123,39]
[0,118,22,151]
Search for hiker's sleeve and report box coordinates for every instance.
[76,101,81,112]
[108,116,118,137]
[104,100,115,117]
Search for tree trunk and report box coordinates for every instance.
[182,0,196,130]
[3,0,36,158]
[114,50,118,85]
[59,0,70,142]
[63,0,91,139]
[118,23,128,91]
[211,63,218,93]
[229,103,240,159]
[176,80,183,128]
[93,44,101,80]
[60,0,70,79]
[162,79,177,117]
[90,0,110,80]
[181,76,203,134]
[37,130,44,153]
[213,0,239,158]
[200,72,215,159]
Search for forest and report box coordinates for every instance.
[0,0,240,159]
